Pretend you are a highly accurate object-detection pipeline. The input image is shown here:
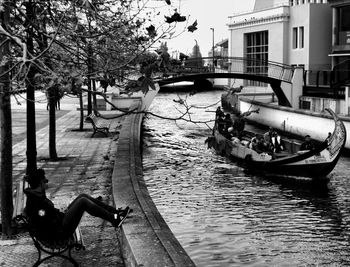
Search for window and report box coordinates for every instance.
[300,100,311,110]
[340,6,350,32]
[293,27,298,49]
[245,31,269,87]
[299,26,304,48]
[293,26,304,49]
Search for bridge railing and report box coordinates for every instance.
[168,57,294,83]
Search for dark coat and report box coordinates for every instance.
[24,188,66,240]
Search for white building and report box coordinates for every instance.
[228,0,332,87]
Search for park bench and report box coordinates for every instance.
[13,179,85,267]
[85,113,111,137]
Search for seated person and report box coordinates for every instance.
[24,169,131,241]
[223,113,234,138]
[271,131,284,153]
[263,127,274,144]
[215,106,225,119]
[249,135,257,150]
[256,136,270,153]
[299,135,315,151]
[217,115,226,134]
[232,116,245,140]
[249,135,268,153]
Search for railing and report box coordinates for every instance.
[332,59,350,86]
[302,69,346,100]
[161,57,294,83]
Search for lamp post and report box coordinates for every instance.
[210,27,214,71]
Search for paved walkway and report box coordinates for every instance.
[0,109,126,266]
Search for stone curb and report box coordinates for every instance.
[112,102,195,267]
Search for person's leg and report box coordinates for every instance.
[62,197,114,235]
[68,193,118,213]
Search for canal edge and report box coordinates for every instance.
[112,102,196,267]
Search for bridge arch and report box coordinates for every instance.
[155,57,298,107]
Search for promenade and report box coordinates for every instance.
[0,95,126,266]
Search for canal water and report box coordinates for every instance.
[142,91,350,267]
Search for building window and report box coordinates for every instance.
[245,31,268,87]
[293,26,304,49]
[293,27,298,49]
[300,100,311,110]
[338,6,350,45]
[340,6,350,32]
[299,26,304,48]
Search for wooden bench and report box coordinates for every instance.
[13,179,85,267]
[85,113,111,137]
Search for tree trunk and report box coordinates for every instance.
[25,0,37,176]
[48,88,57,159]
[92,79,98,112]
[87,78,92,115]
[37,9,57,160]
[0,1,14,238]
[87,44,93,115]
[79,91,84,130]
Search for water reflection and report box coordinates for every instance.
[143,92,350,266]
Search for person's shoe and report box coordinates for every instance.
[113,207,131,228]
[116,206,133,216]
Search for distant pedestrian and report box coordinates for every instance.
[24,168,131,241]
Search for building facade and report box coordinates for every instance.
[227,0,332,87]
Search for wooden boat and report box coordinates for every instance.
[206,108,346,180]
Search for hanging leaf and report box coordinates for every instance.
[135,19,142,28]
[165,11,186,23]
[146,25,157,38]
[187,20,198,32]
[140,77,156,94]
[165,16,173,23]
[171,12,186,22]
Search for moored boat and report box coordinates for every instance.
[206,108,346,181]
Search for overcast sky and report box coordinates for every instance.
[164,0,255,56]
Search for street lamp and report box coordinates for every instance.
[210,27,214,71]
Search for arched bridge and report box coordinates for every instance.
[155,57,298,107]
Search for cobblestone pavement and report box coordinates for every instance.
[0,109,126,267]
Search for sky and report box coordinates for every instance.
[164,0,255,57]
